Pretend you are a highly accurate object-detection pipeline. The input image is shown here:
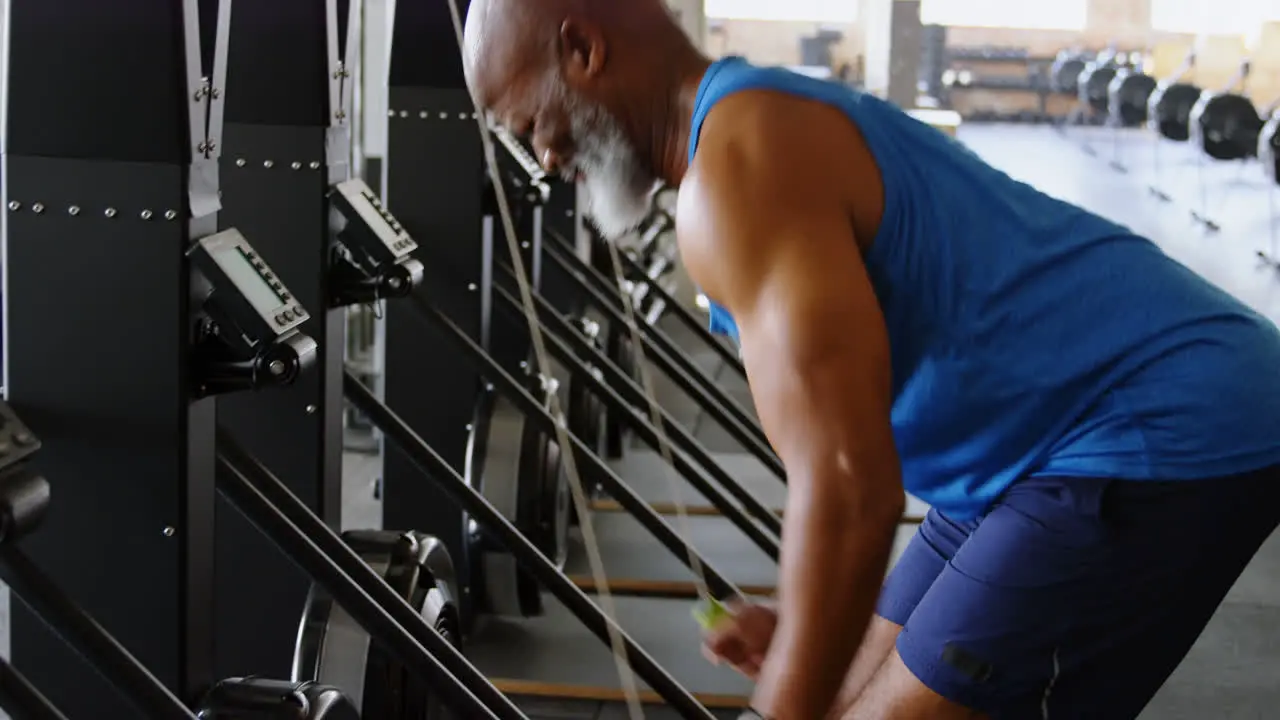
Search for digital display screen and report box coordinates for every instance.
[211,242,286,315]
[353,187,410,254]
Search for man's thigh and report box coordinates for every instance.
[875,507,976,626]
[893,469,1280,719]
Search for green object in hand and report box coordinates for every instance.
[693,597,731,631]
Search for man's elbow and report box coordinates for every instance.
[798,462,905,538]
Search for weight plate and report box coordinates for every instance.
[292,530,460,720]
[1260,112,1280,185]
[1108,70,1157,127]
[199,678,360,719]
[1148,82,1203,141]
[1190,92,1264,161]
[1050,55,1087,95]
[1077,64,1117,114]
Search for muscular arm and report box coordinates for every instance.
[679,95,904,720]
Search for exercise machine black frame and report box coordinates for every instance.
[215,431,524,720]
[490,268,783,548]
[212,0,357,681]
[5,1,225,712]
[542,231,783,478]
[344,370,721,720]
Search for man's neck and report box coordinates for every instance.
[650,54,711,187]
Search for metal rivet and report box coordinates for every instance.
[305,404,317,414]
[162,526,176,537]
[439,112,448,119]
[521,241,530,249]
[419,111,428,119]
[7,201,18,211]
[32,203,44,214]
[104,208,117,218]
[263,160,274,168]
[464,423,473,432]
[141,210,153,220]
[68,206,80,216]
[387,109,396,117]
[467,283,478,291]
[399,111,409,118]
[485,383,495,392]
[471,112,479,119]
[291,161,302,170]
[236,158,246,167]
[165,210,177,220]
[457,113,467,120]
[309,161,321,170]
[565,210,574,217]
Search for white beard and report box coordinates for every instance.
[555,81,657,241]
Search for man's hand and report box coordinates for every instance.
[676,89,905,720]
[701,600,778,680]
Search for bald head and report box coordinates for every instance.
[461,0,707,240]
[463,0,678,91]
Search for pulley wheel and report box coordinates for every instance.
[520,369,572,572]
[568,368,606,456]
[463,372,570,618]
[566,364,605,530]
[292,530,460,720]
[198,678,360,719]
[533,422,572,571]
[1108,70,1157,127]
[604,324,640,459]
[1190,92,1264,161]
[1077,64,1118,114]
[1259,112,1280,185]
[1147,82,1203,141]
[567,317,608,460]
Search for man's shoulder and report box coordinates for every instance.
[691,90,856,201]
[685,85,881,250]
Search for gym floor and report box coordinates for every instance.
[341,122,1280,719]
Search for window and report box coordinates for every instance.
[1150,0,1274,35]
[704,0,857,23]
[920,0,1086,30]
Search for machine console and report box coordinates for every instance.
[189,229,311,343]
[0,402,41,474]
[491,125,552,204]
[331,179,418,271]
[188,229,317,395]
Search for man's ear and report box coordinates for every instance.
[559,18,607,86]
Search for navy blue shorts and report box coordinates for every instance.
[877,466,1280,719]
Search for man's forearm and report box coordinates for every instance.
[752,481,901,719]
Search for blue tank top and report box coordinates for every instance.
[691,57,1280,520]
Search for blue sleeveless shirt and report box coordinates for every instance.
[692,57,1280,520]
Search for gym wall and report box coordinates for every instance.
[708,19,862,67]
[707,0,1178,67]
